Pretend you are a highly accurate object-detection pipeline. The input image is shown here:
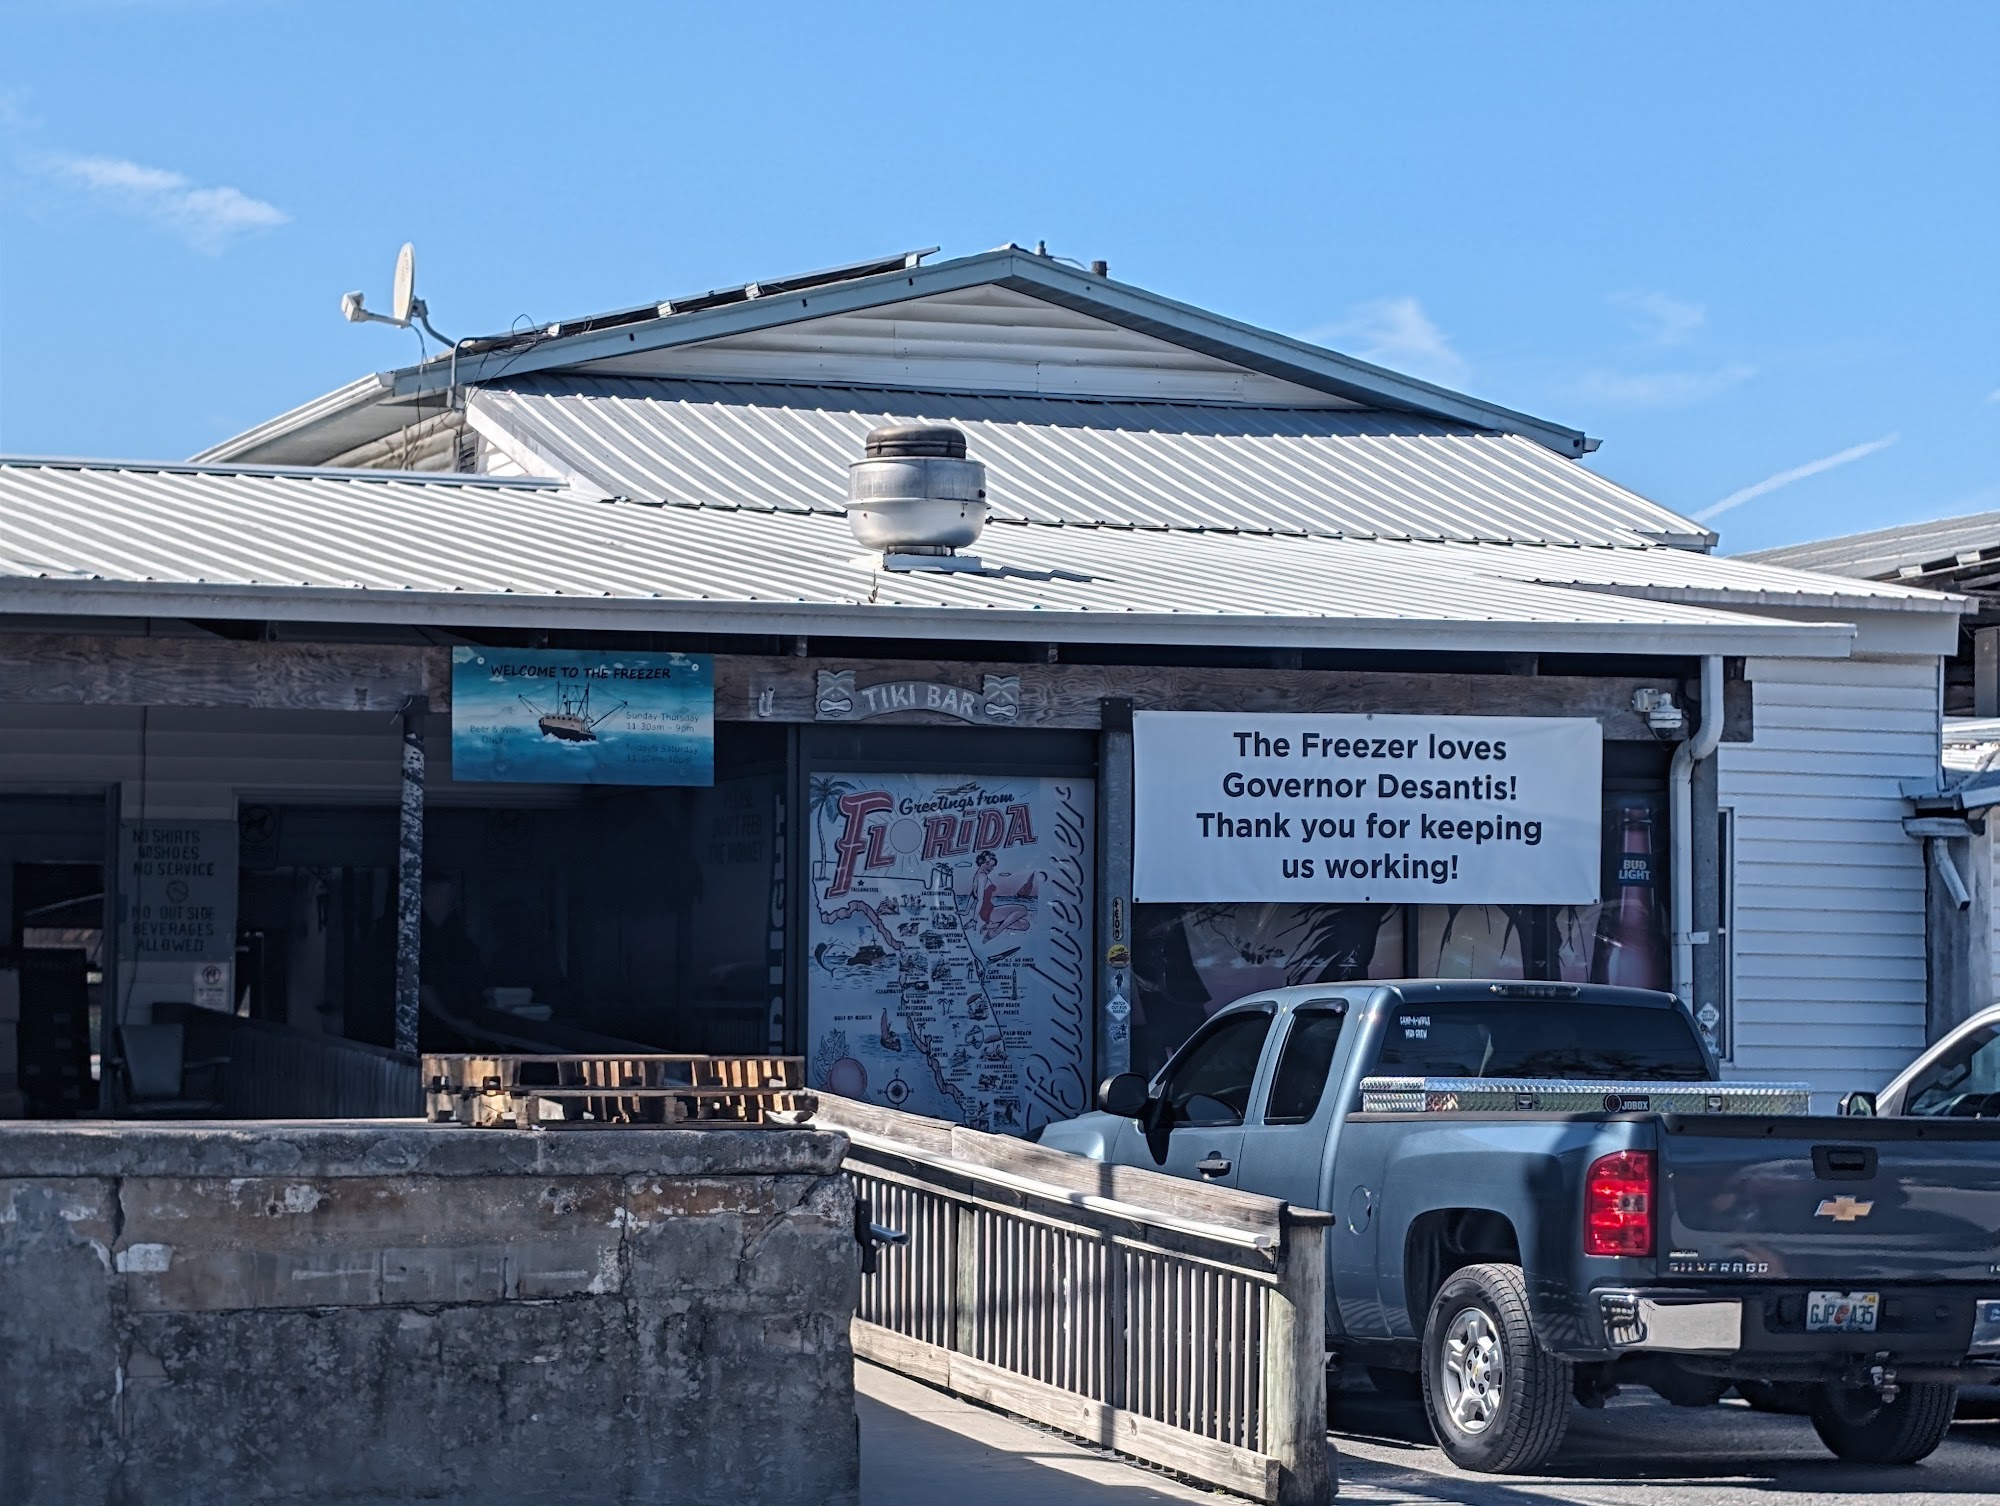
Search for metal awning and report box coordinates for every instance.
[0,457,1870,657]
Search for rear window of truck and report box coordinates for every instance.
[1373,1001,1708,1081]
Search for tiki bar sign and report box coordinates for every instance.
[814,669,1021,724]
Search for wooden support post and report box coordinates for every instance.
[99,781,125,1116]
[952,1205,980,1361]
[1262,1215,1333,1506]
[1977,628,2000,719]
[1097,698,1135,1079]
[394,696,427,1060]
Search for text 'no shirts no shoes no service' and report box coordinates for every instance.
[1132,711,1602,905]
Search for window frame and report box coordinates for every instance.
[1904,1025,2000,1116]
[1260,1003,1351,1126]
[1151,1001,1276,1128]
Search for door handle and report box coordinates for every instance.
[1196,1153,1233,1179]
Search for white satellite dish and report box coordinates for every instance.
[390,243,417,324]
[338,240,455,347]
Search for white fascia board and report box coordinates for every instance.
[190,373,396,464]
[0,578,1856,657]
[1689,602,1962,658]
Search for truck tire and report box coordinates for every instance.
[1420,1262,1572,1473]
[1809,1381,1959,1464]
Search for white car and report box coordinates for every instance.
[1844,1004,2000,1119]
[1838,1004,2000,1422]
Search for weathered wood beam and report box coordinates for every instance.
[715,656,1754,741]
[0,635,448,712]
[0,637,1753,742]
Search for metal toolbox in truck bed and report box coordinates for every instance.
[1358,1075,1814,1115]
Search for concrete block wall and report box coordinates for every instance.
[0,1123,860,1506]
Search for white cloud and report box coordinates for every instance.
[1612,290,1706,347]
[1694,433,1902,524]
[50,153,287,252]
[1308,296,1469,389]
[1572,363,1756,409]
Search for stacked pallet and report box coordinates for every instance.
[424,1052,810,1128]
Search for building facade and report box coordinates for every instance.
[0,249,1962,1123]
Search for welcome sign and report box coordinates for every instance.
[1133,712,1601,905]
[451,647,713,785]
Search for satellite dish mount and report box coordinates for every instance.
[341,242,456,346]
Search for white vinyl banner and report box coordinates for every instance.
[1133,712,1602,905]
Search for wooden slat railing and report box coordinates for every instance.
[816,1096,1333,1506]
[158,1004,421,1119]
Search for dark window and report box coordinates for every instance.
[1265,1010,1347,1124]
[1905,1026,2000,1118]
[1373,1000,1707,1081]
[1158,1009,1274,1126]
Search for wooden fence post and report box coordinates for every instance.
[953,1205,979,1361]
[1262,1215,1332,1505]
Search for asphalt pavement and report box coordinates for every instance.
[1328,1385,1998,1506]
[858,1360,1999,1506]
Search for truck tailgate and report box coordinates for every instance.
[1657,1114,2000,1284]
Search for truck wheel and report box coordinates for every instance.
[1420,1262,1572,1473]
[1809,1381,1959,1464]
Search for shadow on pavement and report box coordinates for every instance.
[1330,1390,2000,1502]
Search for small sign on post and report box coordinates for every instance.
[193,961,231,1011]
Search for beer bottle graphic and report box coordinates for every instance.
[1593,804,1667,989]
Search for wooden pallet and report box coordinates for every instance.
[423,1053,811,1128]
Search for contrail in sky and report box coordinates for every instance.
[1695,434,1900,523]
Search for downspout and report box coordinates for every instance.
[1671,656,1726,1007]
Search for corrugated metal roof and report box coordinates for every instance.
[0,457,1853,656]
[468,378,1709,548]
[1506,544,1963,615]
[1742,511,2000,580]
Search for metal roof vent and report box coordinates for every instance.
[846,424,987,571]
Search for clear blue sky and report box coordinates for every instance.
[2,1,1994,555]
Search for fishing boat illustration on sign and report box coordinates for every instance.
[519,681,628,744]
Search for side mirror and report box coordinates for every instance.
[1097,1072,1150,1119]
[1840,1091,1878,1118]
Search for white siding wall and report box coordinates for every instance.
[1719,656,1940,1099]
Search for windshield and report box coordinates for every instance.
[1373,999,1708,1081]
[1904,1025,2000,1118]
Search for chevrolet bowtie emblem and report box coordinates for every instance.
[1815,1196,1875,1223]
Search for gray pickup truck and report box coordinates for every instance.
[1039,980,2000,1473]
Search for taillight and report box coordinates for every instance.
[1584,1150,1654,1257]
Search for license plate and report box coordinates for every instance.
[1806,1290,1880,1334]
